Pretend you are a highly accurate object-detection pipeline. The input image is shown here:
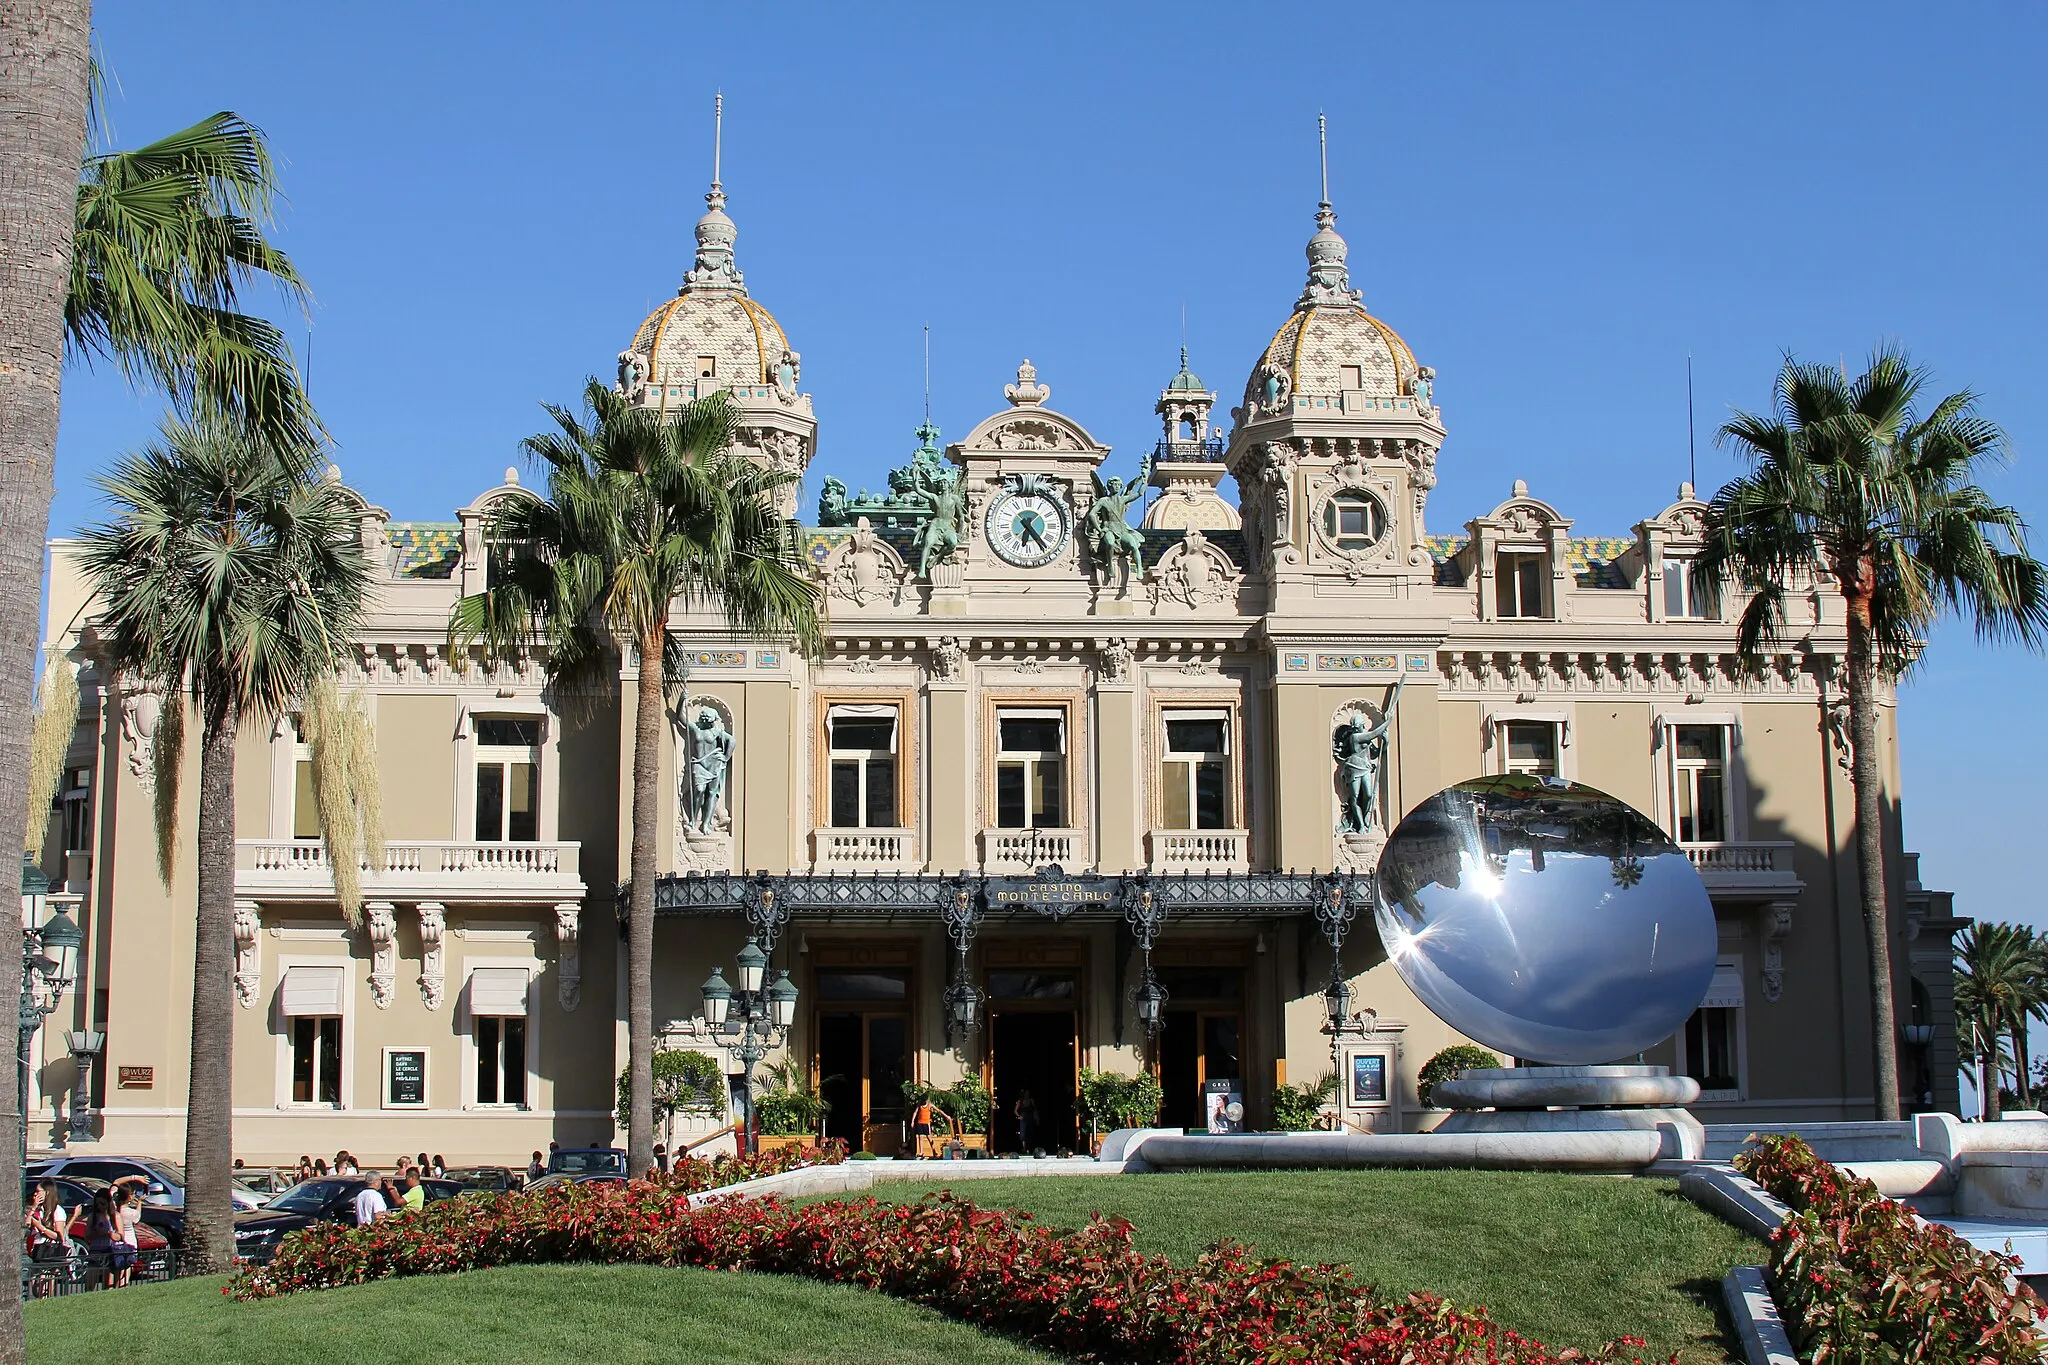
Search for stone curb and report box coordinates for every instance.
[1722,1266,1799,1365]
[686,1156,1122,1209]
[1678,1163,1792,1241]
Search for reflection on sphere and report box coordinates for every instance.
[1374,774,1717,1065]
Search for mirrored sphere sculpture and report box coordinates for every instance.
[1374,774,1717,1065]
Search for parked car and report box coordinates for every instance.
[545,1147,627,1177]
[232,1177,463,1264]
[521,1172,627,1192]
[26,1155,264,1211]
[231,1167,295,1196]
[443,1165,516,1193]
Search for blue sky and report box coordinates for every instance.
[58,2,2048,969]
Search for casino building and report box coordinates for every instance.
[32,159,1966,1163]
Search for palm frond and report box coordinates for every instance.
[26,653,82,856]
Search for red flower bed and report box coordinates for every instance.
[230,1153,1668,1364]
[1735,1133,2047,1364]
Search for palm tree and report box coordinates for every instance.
[2002,925,2048,1111]
[0,6,95,1353]
[77,417,371,1271]
[1956,922,2038,1121]
[69,105,320,455]
[1698,348,2048,1120]
[450,381,821,1177]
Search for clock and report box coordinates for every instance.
[984,486,1072,568]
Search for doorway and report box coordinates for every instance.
[812,957,912,1155]
[991,1011,1077,1153]
[1154,965,1246,1129]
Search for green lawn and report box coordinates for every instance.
[847,1170,1756,1363]
[25,1264,1051,1365]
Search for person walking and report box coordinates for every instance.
[525,1150,546,1186]
[1015,1089,1040,1155]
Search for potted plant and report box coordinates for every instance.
[1268,1071,1339,1131]
[752,1057,829,1151]
[1078,1068,1164,1152]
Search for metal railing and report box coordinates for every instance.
[24,1247,177,1297]
[1151,437,1227,464]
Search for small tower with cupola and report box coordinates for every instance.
[1144,350,1238,532]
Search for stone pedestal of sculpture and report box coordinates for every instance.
[1430,1065,1704,1158]
[1335,829,1386,873]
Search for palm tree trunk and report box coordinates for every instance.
[1844,600,1902,1121]
[182,699,238,1272]
[2016,1013,2035,1111]
[626,625,664,1177]
[0,5,95,1356]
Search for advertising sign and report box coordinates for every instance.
[384,1048,428,1108]
[1203,1077,1244,1133]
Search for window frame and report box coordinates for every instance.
[826,703,902,830]
[994,705,1070,829]
[461,959,539,1112]
[1662,555,1712,620]
[1676,955,1747,1102]
[1494,550,1548,619]
[814,690,916,837]
[1486,710,1571,780]
[273,954,357,1110]
[1157,707,1236,832]
[1656,714,1742,844]
[59,767,91,855]
[453,702,560,847]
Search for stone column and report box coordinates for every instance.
[925,679,972,873]
[1093,669,1139,873]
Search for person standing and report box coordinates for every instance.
[334,1150,360,1176]
[401,1172,425,1211]
[24,1182,69,1296]
[525,1150,546,1186]
[110,1175,148,1286]
[429,1154,446,1178]
[651,1142,669,1176]
[352,1179,386,1227]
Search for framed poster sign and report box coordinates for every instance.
[383,1048,428,1109]
[1350,1052,1388,1105]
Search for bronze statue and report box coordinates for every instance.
[1334,677,1405,834]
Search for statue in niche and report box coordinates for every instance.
[908,460,967,578]
[684,708,735,833]
[1334,677,1406,835]
[1083,450,1152,588]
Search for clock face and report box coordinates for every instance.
[984,489,1072,568]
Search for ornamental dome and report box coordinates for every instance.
[1239,201,1421,416]
[621,146,798,397]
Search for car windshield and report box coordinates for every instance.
[264,1179,356,1214]
[551,1151,623,1174]
[135,1161,185,1186]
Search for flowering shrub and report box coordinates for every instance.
[231,1154,1668,1364]
[1734,1134,2047,1364]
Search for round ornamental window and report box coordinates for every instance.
[1321,491,1388,551]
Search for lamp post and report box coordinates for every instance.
[18,854,79,1163]
[64,1028,104,1145]
[698,937,797,1155]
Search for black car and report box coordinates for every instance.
[232,1177,462,1264]
[545,1147,627,1177]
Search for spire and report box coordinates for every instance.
[683,91,746,293]
[1297,113,1362,311]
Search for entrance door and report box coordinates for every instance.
[812,959,913,1155]
[991,1011,1077,1153]
[1159,1010,1244,1128]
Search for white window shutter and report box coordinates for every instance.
[280,964,347,1016]
[469,967,531,1016]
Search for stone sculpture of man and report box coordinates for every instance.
[686,708,735,833]
[1334,676,1406,835]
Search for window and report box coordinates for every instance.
[469,968,531,1107]
[827,705,898,829]
[1663,557,1710,619]
[1682,960,1745,1097]
[1496,552,1546,618]
[1161,711,1232,830]
[280,964,346,1105]
[1502,721,1559,777]
[291,1018,343,1105]
[995,709,1065,828]
[474,716,540,842]
[59,768,91,854]
[288,715,319,841]
[1670,725,1730,843]
[695,355,717,379]
[1340,364,1364,390]
[1322,493,1386,551]
[475,1017,527,1106]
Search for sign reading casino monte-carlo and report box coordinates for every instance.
[983,875,1108,916]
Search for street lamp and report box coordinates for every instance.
[64,1028,104,1145]
[1131,970,1168,1040]
[19,854,79,1161]
[696,939,797,1155]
